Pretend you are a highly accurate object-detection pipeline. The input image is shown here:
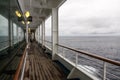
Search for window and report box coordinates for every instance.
[13,23,17,44]
[0,15,8,50]
[18,27,24,41]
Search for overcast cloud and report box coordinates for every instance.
[46,0,120,36]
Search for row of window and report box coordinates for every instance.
[0,0,24,51]
[0,14,24,50]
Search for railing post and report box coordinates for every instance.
[76,53,78,66]
[62,47,64,57]
[50,41,52,49]
[103,62,106,80]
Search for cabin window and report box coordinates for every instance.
[0,15,8,50]
[0,0,9,50]
[18,27,24,41]
[13,23,17,44]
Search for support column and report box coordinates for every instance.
[8,0,12,48]
[41,25,43,45]
[40,25,42,44]
[39,26,41,43]
[38,26,40,43]
[52,8,58,60]
[26,23,28,44]
[8,20,12,47]
[24,30,26,41]
[17,26,19,44]
[42,20,45,47]
[37,28,39,42]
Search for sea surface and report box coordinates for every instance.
[46,36,120,61]
[59,36,120,61]
[0,36,18,50]
[0,36,9,50]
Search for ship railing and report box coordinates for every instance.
[44,40,120,80]
[13,44,28,80]
[37,39,51,49]
[44,40,52,50]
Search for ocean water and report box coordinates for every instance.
[0,36,9,50]
[59,36,120,61]
[46,36,120,79]
[0,36,18,50]
[46,36,120,60]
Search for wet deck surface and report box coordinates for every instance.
[24,42,66,80]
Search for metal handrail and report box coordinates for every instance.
[44,40,120,66]
[13,46,27,80]
[56,44,120,66]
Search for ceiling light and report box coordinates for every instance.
[15,10,21,17]
[25,11,30,18]
[21,21,25,24]
[27,21,30,24]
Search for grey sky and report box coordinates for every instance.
[46,0,120,36]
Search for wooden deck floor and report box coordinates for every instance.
[24,42,67,80]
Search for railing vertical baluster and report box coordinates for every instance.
[76,53,78,66]
[47,41,48,48]
[44,41,46,47]
[50,41,52,49]
[103,62,107,80]
[46,41,47,47]
[63,48,65,57]
[47,42,48,48]
[62,47,64,57]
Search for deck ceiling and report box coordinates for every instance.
[18,0,66,29]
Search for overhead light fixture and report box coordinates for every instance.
[21,21,30,25]
[15,10,21,17]
[25,11,30,18]
[21,21,25,24]
[27,16,32,22]
[27,21,30,24]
